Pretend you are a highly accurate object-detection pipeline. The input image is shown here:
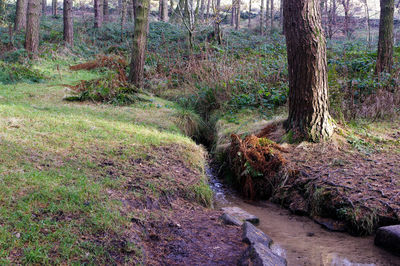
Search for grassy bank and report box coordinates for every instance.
[0,58,212,264]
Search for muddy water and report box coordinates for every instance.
[207,168,400,266]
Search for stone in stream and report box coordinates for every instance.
[239,242,287,266]
[220,213,243,226]
[375,225,400,255]
[221,207,260,225]
[242,222,272,248]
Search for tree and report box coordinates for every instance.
[94,0,104,28]
[248,0,251,27]
[283,0,334,142]
[129,0,150,87]
[341,0,351,39]
[104,0,109,21]
[26,0,41,57]
[41,0,46,15]
[327,0,337,39]
[376,0,394,75]
[361,0,371,49]
[15,0,28,31]
[235,0,240,29]
[270,0,273,30]
[260,0,264,34]
[63,0,73,46]
[160,0,169,21]
[52,0,57,16]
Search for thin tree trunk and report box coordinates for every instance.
[363,0,371,49]
[199,0,205,21]
[41,0,46,15]
[161,0,168,21]
[206,0,210,18]
[26,0,40,57]
[260,0,264,34]
[376,0,394,75]
[94,0,103,28]
[121,0,127,40]
[231,0,235,26]
[283,0,334,142]
[129,0,150,87]
[341,0,350,39]
[15,0,27,31]
[270,0,273,30]
[248,0,251,27]
[52,0,57,16]
[265,0,269,29]
[63,0,73,46]
[104,0,109,21]
[235,0,240,29]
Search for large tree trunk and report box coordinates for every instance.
[104,0,109,21]
[15,0,27,31]
[94,0,103,28]
[376,0,394,75]
[129,0,150,88]
[52,0,57,16]
[63,0,73,46]
[283,0,334,142]
[26,0,40,57]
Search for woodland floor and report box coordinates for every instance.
[259,121,400,235]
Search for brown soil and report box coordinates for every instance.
[229,121,400,236]
[95,144,247,264]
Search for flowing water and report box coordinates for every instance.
[207,167,400,266]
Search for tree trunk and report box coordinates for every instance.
[341,0,350,39]
[270,0,273,30]
[104,0,109,21]
[376,0,394,75]
[52,0,57,16]
[283,0,334,142]
[15,0,27,31]
[231,0,235,26]
[161,0,169,21]
[248,0,251,27]
[235,0,240,29]
[199,0,205,21]
[260,0,264,34]
[41,0,46,15]
[94,0,103,28]
[25,0,40,57]
[129,0,150,88]
[63,0,73,46]
[265,0,269,29]
[121,0,127,40]
[206,0,210,18]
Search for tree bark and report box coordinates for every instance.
[260,0,264,34]
[63,0,73,46]
[231,0,235,26]
[376,0,394,75]
[341,0,350,39]
[161,0,169,21]
[41,0,46,15]
[235,0,240,29]
[248,0,251,27]
[265,0,269,29]
[52,0,57,16]
[270,0,273,30]
[104,0,109,21]
[94,0,103,28]
[26,0,40,57]
[129,0,150,88]
[15,0,27,31]
[283,0,334,142]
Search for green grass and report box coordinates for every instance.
[0,58,208,264]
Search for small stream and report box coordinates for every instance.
[207,167,400,266]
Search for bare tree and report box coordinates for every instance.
[360,0,371,48]
[41,0,46,15]
[63,0,73,46]
[283,0,334,141]
[26,0,41,57]
[129,0,151,87]
[235,0,240,29]
[376,0,394,75]
[341,0,351,39]
[327,0,337,39]
[270,0,273,30]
